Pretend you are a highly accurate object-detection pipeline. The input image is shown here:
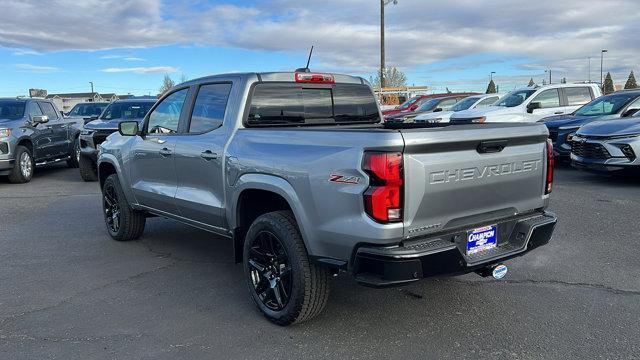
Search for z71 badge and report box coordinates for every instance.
[329,174,361,184]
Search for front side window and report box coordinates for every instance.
[147,89,188,134]
[0,101,26,120]
[437,98,458,111]
[27,102,43,119]
[38,102,59,120]
[476,96,499,107]
[531,89,560,109]
[247,83,379,126]
[565,87,593,106]
[189,83,232,133]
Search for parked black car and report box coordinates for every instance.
[79,99,155,181]
[0,98,82,183]
[65,102,109,124]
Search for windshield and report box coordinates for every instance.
[0,100,26,120]
[69,103,107,117]
[101,101,154,120]
[451,97,481,111]
[247,83,380,126]
[496,89,536,107]
[574,93,639,116]
[415,98,441,112]
[398,96,419,110]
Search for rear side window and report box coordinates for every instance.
[565,87,593,106]
[532,89,560,108]
[247,83,380,126]
[38,102,58,120]
[189,83,232,133]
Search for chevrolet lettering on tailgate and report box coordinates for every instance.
[429,159,542,185]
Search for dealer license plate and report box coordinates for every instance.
[467,225,497,255]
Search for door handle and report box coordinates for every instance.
[477,139,508,154]
[200,150,218,161]
[159,148,172,157]
[554,111,564,114]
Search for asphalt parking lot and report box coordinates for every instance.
[0,163,638,360]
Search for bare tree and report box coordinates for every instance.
[158,74,175,95]
[370,67,407,89]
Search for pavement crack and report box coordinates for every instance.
[0,262,176,327]
[445,278,640,296]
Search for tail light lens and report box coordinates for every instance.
[545,139,554,194]
[363,152,403,223]
[295,73,335,84]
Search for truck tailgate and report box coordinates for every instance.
[400,123,550,239]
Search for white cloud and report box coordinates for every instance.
[15,63,59,72]
[100,55,145,61]
[100,66,178,74]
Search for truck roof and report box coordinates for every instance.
[179,71,368,88]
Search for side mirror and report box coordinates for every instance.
[527,102,541,113]
[410,105,418,111]
[118,121,139,136]
[31,115,49,124]
[433,108,443,112]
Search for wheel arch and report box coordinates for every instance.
[97,155,136,205]
[230,174,312,264]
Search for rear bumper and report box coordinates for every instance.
[353,211,557,287]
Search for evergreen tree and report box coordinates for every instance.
[486,79,496,94]
[624,71,638,89]
[603,72,615,94]
[528,78,535,87]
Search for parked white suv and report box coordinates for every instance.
[414,93,504,123]
[450,83,602,123]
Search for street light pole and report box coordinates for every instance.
[89,81,94,93]
[490,71,495,82]
[545,69,551,84]
[600,49,608,88]
[588,57,591,82]
[380,0,397,90]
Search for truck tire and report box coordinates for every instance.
[67,138,80,168]
[243,210,330,326]
[102,174,145,241]
[79,155,98,182]
[7,145,34,184]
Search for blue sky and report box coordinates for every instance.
[0,0,638,96]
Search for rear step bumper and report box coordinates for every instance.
[353,211,557,287]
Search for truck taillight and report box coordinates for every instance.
[545,139,554,194]
[295,72,335,84]
[363,152,403,223]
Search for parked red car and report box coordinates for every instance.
[382,93,480,117]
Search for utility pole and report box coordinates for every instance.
[600,49,608,87]
[89,82,94,93]
[380,0,398,89]
[588,57,591,82]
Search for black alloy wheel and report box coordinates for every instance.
[247,230,293,311]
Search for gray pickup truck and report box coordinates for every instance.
[97,71,557,325]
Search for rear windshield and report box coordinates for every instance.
[0,100,26,120]
[101,101,154,120]
[246,83,380,126]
